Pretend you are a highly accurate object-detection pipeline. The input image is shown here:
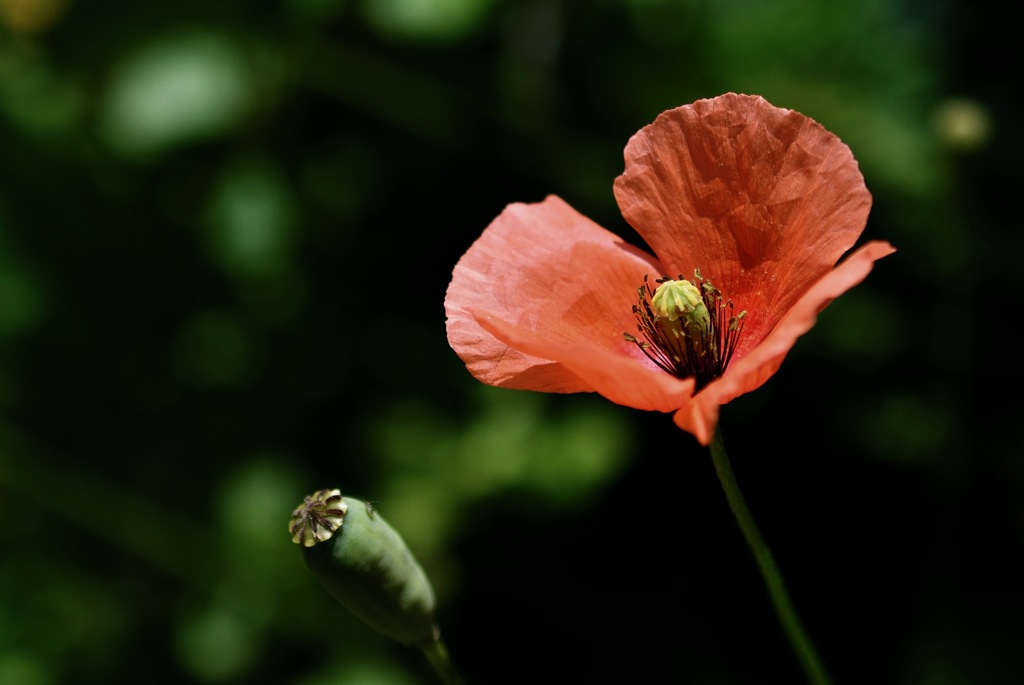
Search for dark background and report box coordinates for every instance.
[1,1,1020,683]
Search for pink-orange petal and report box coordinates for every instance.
[471,307,696,412]
[673,239,897,445]
[444,195,663,393]
[614,93,873,358]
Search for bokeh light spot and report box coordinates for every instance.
[364,0,493,41]
[0,0,68,34]
[933,97,992,152]
[206,158,297,279]
[176,609,257,682]
[99,32,252,156]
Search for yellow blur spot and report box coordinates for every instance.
[933,98,992,152]
[0,0,68,34]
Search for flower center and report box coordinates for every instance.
[624,270,746,390]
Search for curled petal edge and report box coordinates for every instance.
[673,240,897,445]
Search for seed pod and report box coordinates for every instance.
[290,488,438,646]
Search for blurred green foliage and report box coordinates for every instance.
[0,0,1020,683]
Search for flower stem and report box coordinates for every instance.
[418,637,466,685]
[708,425,833,685]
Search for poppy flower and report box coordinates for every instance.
[445,93,895,446]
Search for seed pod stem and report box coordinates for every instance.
[419,637,466,685]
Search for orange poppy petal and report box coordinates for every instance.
[672,239,896,445]
[614,93,873,356]
[444,195,663,392]
[672,396,721,448]
[470,308,696,412]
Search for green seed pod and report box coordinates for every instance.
[289,488,438,646]
[651,278,710,340]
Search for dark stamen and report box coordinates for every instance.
[623,270,746,390]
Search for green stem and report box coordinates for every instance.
[709,425,833,685]
[418,637,466,685]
